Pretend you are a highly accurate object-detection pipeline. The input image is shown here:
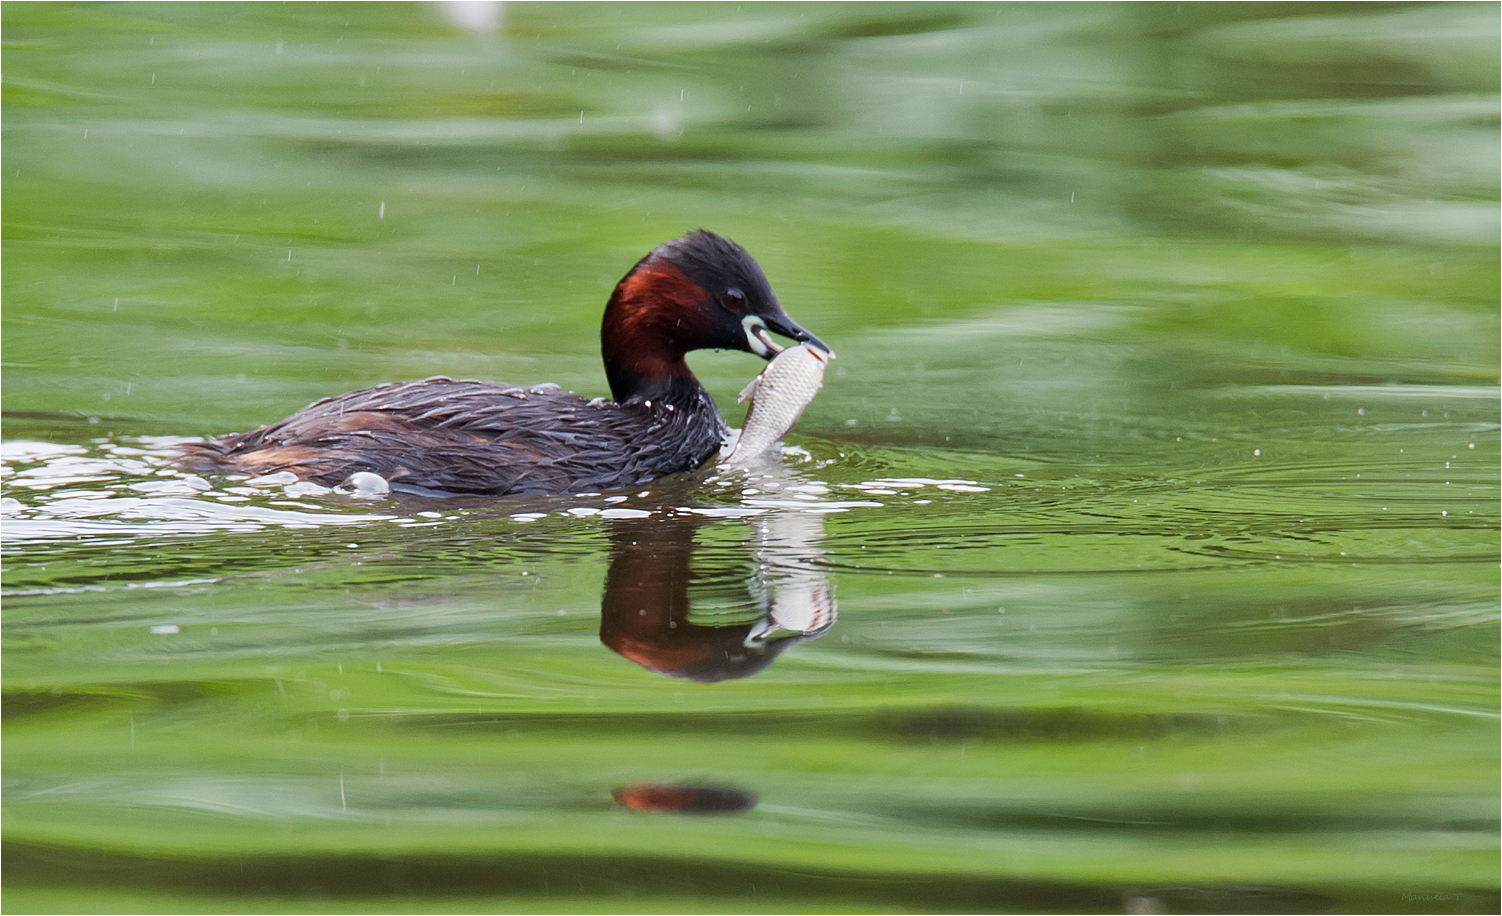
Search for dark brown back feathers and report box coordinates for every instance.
[178,376,726,496]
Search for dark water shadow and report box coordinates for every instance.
[13,838,1487,914]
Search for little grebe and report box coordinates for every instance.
[178,230,828,496]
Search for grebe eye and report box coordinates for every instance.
[722,289,746,312]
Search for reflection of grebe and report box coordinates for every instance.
[178,231,828,496]
[612,783,757,814]
[599,510,834,683]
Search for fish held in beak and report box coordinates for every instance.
[724,342,832,467]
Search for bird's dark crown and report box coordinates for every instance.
[648,229,780,313]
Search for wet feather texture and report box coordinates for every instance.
[179,376,726,496]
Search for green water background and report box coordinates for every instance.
[3,2,1498,913]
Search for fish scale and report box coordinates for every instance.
[724,343,832,467]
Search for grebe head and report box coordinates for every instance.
[601,230,827,402]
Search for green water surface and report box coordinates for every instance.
[3,3,1499,913]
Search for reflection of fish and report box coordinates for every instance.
[746,511,836,640]
[724,343,832,467]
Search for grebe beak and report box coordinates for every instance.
[742,314,832,360]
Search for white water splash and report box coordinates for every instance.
[1,439,395,543]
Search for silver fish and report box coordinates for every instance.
[724,342,833,467]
